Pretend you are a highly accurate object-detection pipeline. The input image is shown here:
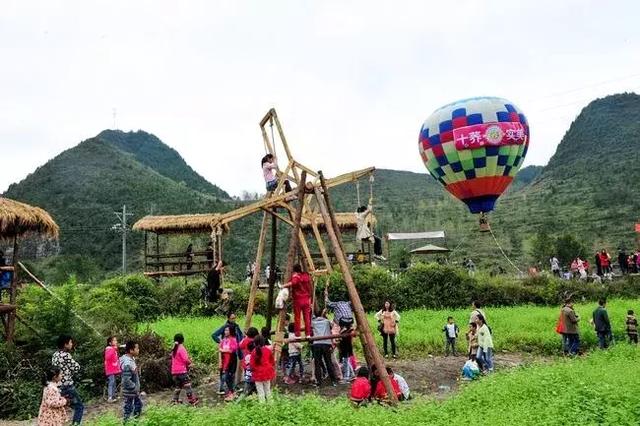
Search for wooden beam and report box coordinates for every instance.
[244,211,270,331]
[313,182,397,404]
[309,210,333,274]
[261,207,294,227]
[286,331,356,344]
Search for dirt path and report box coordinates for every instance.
[6,352,534,425]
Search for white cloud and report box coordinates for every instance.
[2,0,640,197]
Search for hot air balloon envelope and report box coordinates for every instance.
[418,96,530,213]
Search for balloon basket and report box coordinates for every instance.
[479,214,491,233]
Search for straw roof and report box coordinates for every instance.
[301,212,376,231]
[0,197,59,239]
[132,213,227,235]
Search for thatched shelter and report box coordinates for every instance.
[0,197,58,342]
[0,197,59,239]
[133,213,227,235]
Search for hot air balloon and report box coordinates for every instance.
[418,96,529,229]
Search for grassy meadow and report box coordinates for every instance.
[89,345,640,425]
[145,298,640,363]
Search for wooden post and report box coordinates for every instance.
[144,232,148,272]
[313,183,397,404]
[273,172,307,365]
[6,236,19,342]
[155,233,160,273]
[244,212,270,330]
[265,215,278,332]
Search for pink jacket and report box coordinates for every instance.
[104,346,121,376]
[171,344,192,375]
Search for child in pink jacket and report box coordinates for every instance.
[171,333,199,405]
[104,336,121,402]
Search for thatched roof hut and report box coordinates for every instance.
[132,213,227,235]
[300,212,376,232]
[0,197,59,239]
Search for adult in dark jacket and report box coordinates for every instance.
[618,250,628,275]
[211,312,244,358]
[595,253,602,276]
[561,299,580,355]
[592,299,611,349]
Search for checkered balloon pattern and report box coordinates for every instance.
[418,96,530,214]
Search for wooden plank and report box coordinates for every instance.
[313,184,397,404]
[244,211,269,330]
[261,207,294,227]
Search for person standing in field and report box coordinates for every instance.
[469,301,486,325]
[119,341,142,422]
[442,316,459,356]
[51,335,83,425]
[626,310,638,344]
[218,326,239,401]
[375,301,400,359]
[250,335,276,403]
[104,336,121,403]
[283,264,313,337]
[561,298,580,355]
[171,334,199,405]
[37,366,68,426]
[591,299,611,349]
[475,315,494,372]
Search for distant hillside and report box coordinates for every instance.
[96,130,230,200]
[4,134,233,271]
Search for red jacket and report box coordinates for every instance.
[238,336,254,359]
[350,377,371,401]
[599,253,610,267]
[291,272,312,303]
[104,346,121,376]
[250,346,275,382]
[374,376,401,400]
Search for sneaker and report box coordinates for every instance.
[332,381,338,387]
[392,354,397,359]
[171,399,183,405]
[217,389,226,395]
[107,398,118,403]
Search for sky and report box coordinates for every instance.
[2,0,640,197]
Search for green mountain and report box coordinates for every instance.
[96,130,230,199]
[3,131,236,272]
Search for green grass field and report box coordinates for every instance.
[145,298,640,363]
[89,345,640,425]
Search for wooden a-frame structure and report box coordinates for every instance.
[133,109,395,401]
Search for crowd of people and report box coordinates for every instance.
[555,297,639,355]
[550,248,640,282]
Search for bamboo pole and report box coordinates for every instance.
[312,182,397,404]
[274,172,307,365]
[6,236,18,342]
[265,214,278,332]
[244,211,269,330]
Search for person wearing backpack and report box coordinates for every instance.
[561,298,580,355]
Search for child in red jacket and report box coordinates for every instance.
[373,367,402,401]
[250,335,275,403]
[349,366,371,405]
[104,336,121,403]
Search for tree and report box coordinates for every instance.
[530,231,555,266]
[555,233,586,267]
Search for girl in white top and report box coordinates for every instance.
[375,301,401,358]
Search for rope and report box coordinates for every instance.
[356,180,361,206]
[270,117,276,159]
[488,228,523,274]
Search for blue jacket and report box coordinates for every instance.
[211,321,244,357]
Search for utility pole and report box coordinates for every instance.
[112,205,133,274]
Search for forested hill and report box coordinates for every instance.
[4,93,639,277]
[3,131,235,272]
